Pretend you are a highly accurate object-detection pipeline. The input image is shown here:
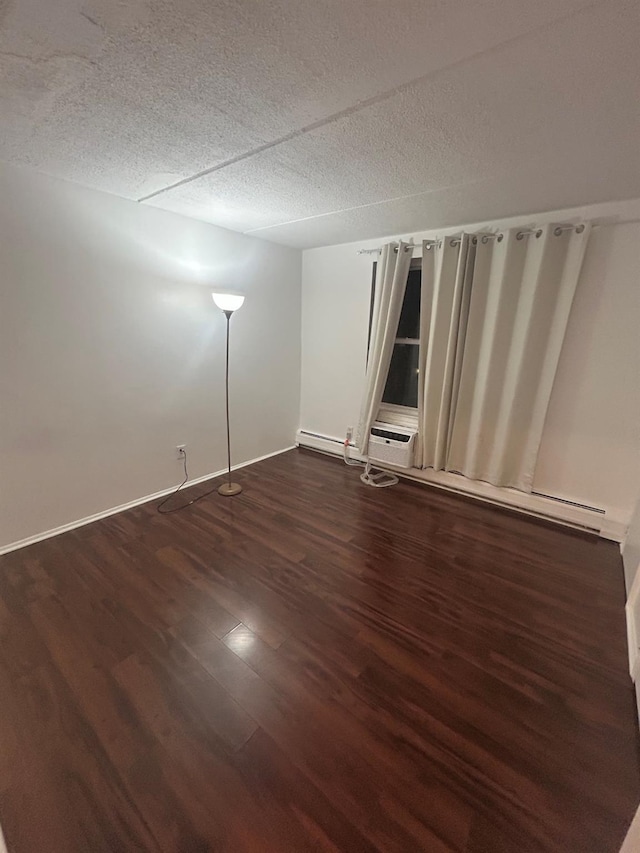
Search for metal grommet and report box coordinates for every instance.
[576,224,585,234]
[497,233,504,242]
[481,235,489,244]
[516,231,524,240]
[472,236,478,245]
[425,244,432,251]
[553,227,563,237]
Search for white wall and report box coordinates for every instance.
[0,163,301,551]
[623,497,640,594]
[301,199,640,531]
[620,801,640,853]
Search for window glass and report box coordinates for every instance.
[369,257,422,410]
[382,343,419,408]
[396,269,421,339]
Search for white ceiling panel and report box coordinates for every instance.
[147,0,640,243]
[0,0,637,245]
[252,161,640,249]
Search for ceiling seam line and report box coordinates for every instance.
[243,172,509,234]
[137,0,606,205]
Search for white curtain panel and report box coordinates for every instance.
[356,241,412,454]
[418,234,475,470]
[446,223,592,491]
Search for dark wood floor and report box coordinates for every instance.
[0,448,638,852]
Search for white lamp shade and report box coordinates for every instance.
[212,292,245,312]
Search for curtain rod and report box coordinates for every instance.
[356,218,639,255]
[356,224,579,254]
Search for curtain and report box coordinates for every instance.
[356,241,412,455]
[417,234,475,470]
[445,223,591,491]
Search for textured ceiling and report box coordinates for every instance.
[1,0,638,248]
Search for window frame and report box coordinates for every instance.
[369,256,422,415]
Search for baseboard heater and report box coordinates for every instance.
[531,491,605,515]
[298,429,345,446]
[296,428,613,539]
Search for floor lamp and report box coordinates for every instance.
[212,292,245,496]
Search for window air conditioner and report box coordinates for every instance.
[368,422,417,469]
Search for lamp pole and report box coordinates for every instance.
[218,310,242,496]
[212,293,244,496]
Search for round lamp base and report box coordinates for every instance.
[218,482,242,497]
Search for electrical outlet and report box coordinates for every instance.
[176,444,186,459]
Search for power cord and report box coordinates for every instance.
[343,433,399,488]
[157,448,220,514]
[343,437,363,467]
[360,459,399,488]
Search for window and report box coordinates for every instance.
[369,259,421,410]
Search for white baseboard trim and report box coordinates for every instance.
[0,445,296,557]
[296,429,626,542]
